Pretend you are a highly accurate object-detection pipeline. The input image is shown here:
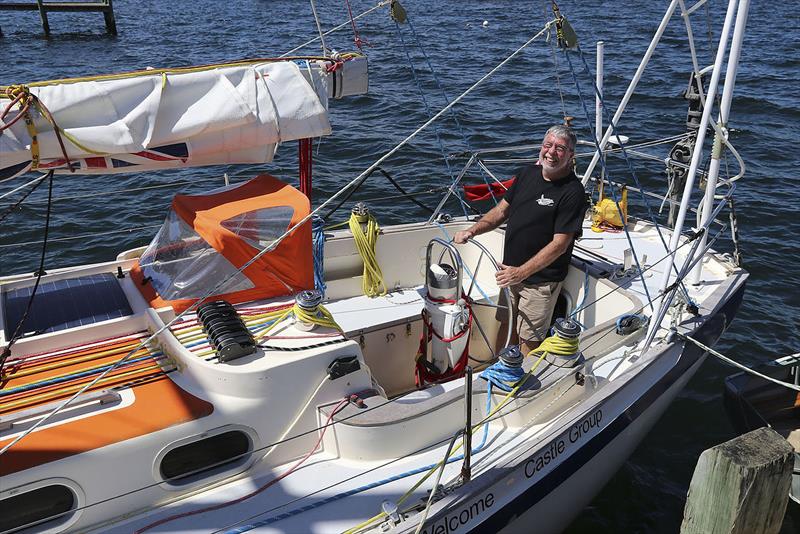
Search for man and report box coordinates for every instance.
[454,125,587,352]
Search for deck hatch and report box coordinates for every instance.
[0,484,75,532]
[159,430,251,482]
[2,272,133,336]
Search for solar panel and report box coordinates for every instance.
[3,273,133,336]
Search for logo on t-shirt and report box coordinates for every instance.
[536,194,555,207]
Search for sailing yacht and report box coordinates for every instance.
[0,1,751,532]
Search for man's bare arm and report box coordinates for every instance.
[495,232,574,287]
[453,199,511,244]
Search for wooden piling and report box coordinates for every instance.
[0,0,117,36]
[680,427,794,534]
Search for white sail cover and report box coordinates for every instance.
[0,61,332,180]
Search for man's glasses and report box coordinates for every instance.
[541,142,572,155]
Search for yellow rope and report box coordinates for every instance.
[5,85,40,169]
[348,211,386,297]
[526,333,580,358]
[253,303,341,342]
[343,352,549,534]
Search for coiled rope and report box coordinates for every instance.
[480,333,581,392]
[530,333,580,358]
[348,210,386,297]
[479,359,526,392]
[254,303,341,342]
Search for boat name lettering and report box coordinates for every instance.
[569,409,602,443]
[420,492,494,534]
[524,409,603,479]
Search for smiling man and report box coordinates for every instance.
[454,125,588,352]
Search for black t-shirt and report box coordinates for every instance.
[503,165,587,284]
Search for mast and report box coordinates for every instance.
[643,0,742,347]
[689,0,750,284]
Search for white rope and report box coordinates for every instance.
[0,174,45,201]
[308,0,329,56]
[682,334,800,392]
[0,224,161,249]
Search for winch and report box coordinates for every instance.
[294,289,325,331]
[416,238,472,384]
[542,318,584,367]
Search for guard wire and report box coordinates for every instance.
[0,171,54,379]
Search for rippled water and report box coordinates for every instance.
[1,1,798,531]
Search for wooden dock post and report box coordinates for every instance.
[680,427,794,534]
[0,1,117,36]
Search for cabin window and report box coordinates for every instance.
[220,205,295,250]
[138,210,254,300]
[3,273,133,336]
[0,484,75,532]
[159,430,251,483]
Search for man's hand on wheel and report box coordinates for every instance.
[453,230,473,244]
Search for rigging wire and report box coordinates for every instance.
[562,49,654,310]
[543,3,568,121]
[0,224,162,249]
[281,1,390,57]
[308,0,329,56]
[679,334,800,393]
[0,5,746,529]
[393,18,467,216]
[0,171,54,379]
[0,173,48,222]
[7,220,724,534]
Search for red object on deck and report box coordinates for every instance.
[462,177,515,202]
[299,138,313,199]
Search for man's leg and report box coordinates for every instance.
[515,281,563,355]
[495,284,521,352]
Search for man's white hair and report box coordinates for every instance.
[543,125,577,150]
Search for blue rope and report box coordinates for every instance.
[479,358,526,392]
[615,313,649,335]
[562,50,654,309]
[225,383,494,533]
[0,352,165,398]
[312,216,327,297]
[572,46,696,309]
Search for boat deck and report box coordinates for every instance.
[0,332,214,475]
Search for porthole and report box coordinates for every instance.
[159,429,252,484]
[0,484,76,533]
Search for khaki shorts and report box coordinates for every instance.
[497,280,563,344]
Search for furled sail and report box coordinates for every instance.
[0,57,366,180]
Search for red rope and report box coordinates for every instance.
[343,0,369,51]
[135,396,351,533]
[0,90,30,132]
[415,294,473,387]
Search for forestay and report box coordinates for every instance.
[0,60,332,179]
